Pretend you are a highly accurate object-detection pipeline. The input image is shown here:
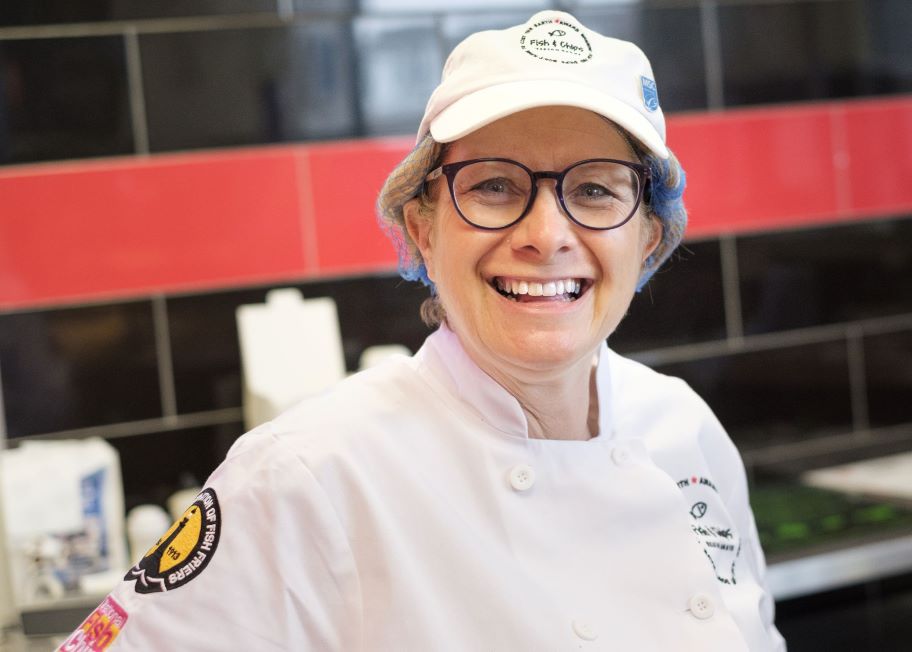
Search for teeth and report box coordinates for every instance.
[494,277,584,299]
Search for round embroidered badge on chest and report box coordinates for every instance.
[519,15,593,64]
[124,488,221,594]
[677,476,741,585]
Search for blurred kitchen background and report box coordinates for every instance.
[1,0,911,650]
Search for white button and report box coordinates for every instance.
[572,619,598,641]
[611,445,633,467]
[689,593,715,620]
[508,464,535,491]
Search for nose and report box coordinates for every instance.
[508,180,575,260]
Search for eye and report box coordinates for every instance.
[471,178,512,194]
[578,183,612,198]
[569,182,617,202]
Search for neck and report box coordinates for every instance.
[479,351,601,441]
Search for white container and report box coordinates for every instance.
[0,438,127,607]
[237,289,347,429]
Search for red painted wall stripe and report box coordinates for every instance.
[1,96,910,311]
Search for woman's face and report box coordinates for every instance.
[405,106,661,379]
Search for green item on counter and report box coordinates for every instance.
[750,484,912,558]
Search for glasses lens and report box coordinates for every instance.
[451,161,532,228]
[562,161,641,229]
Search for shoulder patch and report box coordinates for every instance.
[58,595,128,651]
[124,488,221,594]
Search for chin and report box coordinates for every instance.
[493,327,599,371]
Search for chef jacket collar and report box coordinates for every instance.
[416,325,614,441]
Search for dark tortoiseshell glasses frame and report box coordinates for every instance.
[424,157,651,231]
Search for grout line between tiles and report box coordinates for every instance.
[633,320,846,367]
[152,296,178,419]
[124,27,150,156]
[741,422,912,469]
[0,13,290,40]
[700,0,725,110]
[11,408,244,443]
[293,151,321,273]
[846,324,870,433]
[631,305,912,368]
[829,106,852,214]
[0,358,7,444]
[719,234,744,340]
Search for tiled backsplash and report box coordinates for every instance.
[3,215,910,501]
[1,0,910,164]
[0,35,134,164]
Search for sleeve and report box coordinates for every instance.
[698,407,787,652]
[58,425,363,651]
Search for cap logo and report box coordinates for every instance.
[519,16,593,64]
[641,76,659,112]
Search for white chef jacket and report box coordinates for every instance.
[63,326,785,651]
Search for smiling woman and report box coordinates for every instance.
[399,107,662,440]
[64,10,784,652]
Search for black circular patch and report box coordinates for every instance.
[124,488,221,594]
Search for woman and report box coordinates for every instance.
[63,11,784,651]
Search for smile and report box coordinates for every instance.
[491,277,589,302]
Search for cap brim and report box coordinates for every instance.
[427,79,669,159]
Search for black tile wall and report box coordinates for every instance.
[776,571,912,652]
[738,217,912,336]
[108,421,243,512]
[0,1,278,27]
[654,339,854,451]
[0,0,365,28]
[140,22,358,152]
[354,16,442,136]
[861,0,912,95]
[300,0,373,12]
[611,239,726,353]
[0,36,133,164]
[440,12,537,56]
[575,4,708,112]
[0,301,161,438]
[167,275,431,414]
[719,0,912,107]
[359,0,547,13]
[166,287,271,415]
[864,329,912,429]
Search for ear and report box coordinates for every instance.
[641,215,663,264]
[404,197,436,281]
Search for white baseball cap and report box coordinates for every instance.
[417,10,669,159]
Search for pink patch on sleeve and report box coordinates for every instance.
[57,595,128,652]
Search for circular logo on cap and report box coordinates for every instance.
[519,15,592,64]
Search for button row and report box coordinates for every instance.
[568,594,714,644]
[508,445,635,492]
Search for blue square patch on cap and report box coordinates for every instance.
[641,76,659,112]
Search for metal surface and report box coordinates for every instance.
[767,534,912,601]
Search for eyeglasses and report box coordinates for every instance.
[425,158,651,231]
